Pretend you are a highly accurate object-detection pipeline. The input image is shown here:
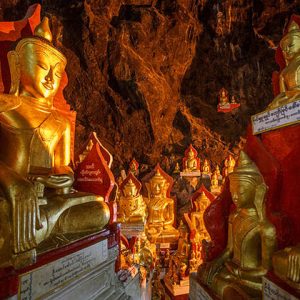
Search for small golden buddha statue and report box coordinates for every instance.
[202,159,211,175]
[183,145,200,173]
[268,21,300,109]
[224,154,236,176]
[272,244,300,290]
[211,172,218,188]
[173,162,180,174]
[216,165,222,178]
[198,151,276,299]
[0,18,110,268]
[117,176,147,224]
[219,88,229,106]
[145,169,179,243]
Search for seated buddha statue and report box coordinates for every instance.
[145,169,179,243]
[202,159,211,175]
[117,175,147,224]
[272,244,300,290]
[268,21,300,109]
[183,145,200,173]
[0,18,110,268]
[198,151,276,299]
[219,88,230,106]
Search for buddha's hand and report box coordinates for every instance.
[198,258,223,286]
[35,173,74,188]
[9,180,40,253]
[287,247,300,283]
[268,92,288,109]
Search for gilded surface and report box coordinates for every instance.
[198,151,276,299]
[145,169,179,243]
[268,21,300,109]
[0,18,110,268]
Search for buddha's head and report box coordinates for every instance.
[280,21,300,63]
[148,169,168,197]
[123,179,138,197]
[197,192,210,212]
[187,148,195,159]
[8,17,66,102]
[229,151,266,211]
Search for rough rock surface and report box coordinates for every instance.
[0,0,299,172]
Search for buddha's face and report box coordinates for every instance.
[18,43,65,100]
[123,182,137,197]
[188,150,195,159]
[281,34,300,62]
[230,179,255,208]
[150,178,166,196]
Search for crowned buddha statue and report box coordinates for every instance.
[211,171,221,195]
[117,174,147,224]
[198,151,276,299]
[145,169,179,243]
[0,18,110,268]
[268,21,300,109]
[223,154,236,177]
[183,145,200,173]
[272,244,300,290]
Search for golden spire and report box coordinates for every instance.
[287,21,300,34]
[229,151,263,184]
[34,17,53,43]
[152,169,165,181]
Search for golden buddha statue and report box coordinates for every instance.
[268,21,300,109]
[0,18,110,268]
[219,88,229,106]
[145,169,179,243]
[211,172,219,189]
[224,154,236,176]
[202,159,211,175]
[216,165,222,178]
[272,244,300,290]
[183,145,200,173]
[198,151,276,299]
[173,162,180,174]
[117,177,147,223]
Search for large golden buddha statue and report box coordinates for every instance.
[145,169,179,243]
[0,18,110,268]
[268,21,300,109]
[198,151,276,299]
[117,174,147,224]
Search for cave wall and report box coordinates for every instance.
[0,0,299,171]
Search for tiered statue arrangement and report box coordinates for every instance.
[0,18,110,268]
[145,168,179,243]
[198,151,276,299]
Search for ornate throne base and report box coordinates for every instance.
[1,225,128,300]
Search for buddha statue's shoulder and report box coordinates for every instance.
[0,94,21,112]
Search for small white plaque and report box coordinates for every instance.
[251,100,300,135]
[263,277,298,300]
[19,239,108,300]
[159,243,170,249]
[180,171,201,177]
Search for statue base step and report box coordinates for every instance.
[1,225,127,300]
[164,277,189,296]
[120,222,145,238]
[189,273,217,300]
[263,273,300,300]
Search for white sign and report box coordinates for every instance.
[19,239,108,300]
[263,277,298,300]
[251,100,300,135]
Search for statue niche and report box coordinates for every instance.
[0,17,110,268]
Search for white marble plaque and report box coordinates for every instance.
[19,239,108,300]
[180,171,201,177]
[251,100,300,135]
[263,277,298,300]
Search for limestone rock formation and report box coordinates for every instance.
[0,0,299,172]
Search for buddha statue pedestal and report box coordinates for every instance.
[1,225,128,300]
[262,273,300,300]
